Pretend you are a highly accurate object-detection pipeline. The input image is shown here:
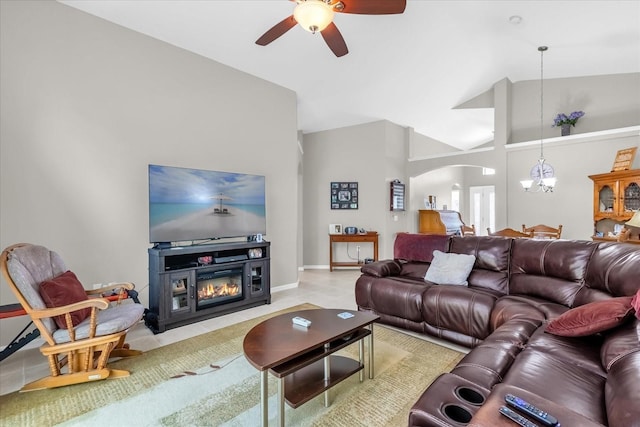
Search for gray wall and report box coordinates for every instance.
[0,1,299,345]
[302,120,409,266]
[406,74,640,241]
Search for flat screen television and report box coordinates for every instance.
[149,164,266,244]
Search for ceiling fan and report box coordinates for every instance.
[256,0,407,57]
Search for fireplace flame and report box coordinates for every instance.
[198,281,240,301]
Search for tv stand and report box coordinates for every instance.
[148,241,270,333]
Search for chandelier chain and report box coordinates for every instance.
[539,46,546,160]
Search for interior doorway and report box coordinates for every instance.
[469,185,495,236]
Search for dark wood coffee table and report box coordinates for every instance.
[243,308,379,427]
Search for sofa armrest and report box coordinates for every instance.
[360,259,402,277]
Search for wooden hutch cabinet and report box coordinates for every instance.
[588,169,640,244]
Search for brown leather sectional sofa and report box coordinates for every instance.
[355,233,640,427]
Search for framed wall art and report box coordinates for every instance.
[390,180,405,211]
[331,182,358,209]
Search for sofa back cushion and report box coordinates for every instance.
[448,236,512,294]
[393,233,449,263]
[580,242,640,305]
[509,239,597,306]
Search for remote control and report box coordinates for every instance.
[292,316,311,328]
[499,406,539,427]
[505,394,559,427]
[337,312,354,319]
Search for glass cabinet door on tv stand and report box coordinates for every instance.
[247,259,269,298]
[166,271,195,318]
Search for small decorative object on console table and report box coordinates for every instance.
[553,111,585,136]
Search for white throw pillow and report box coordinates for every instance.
[424,250,476,286]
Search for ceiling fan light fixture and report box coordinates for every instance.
[294,0,335,34]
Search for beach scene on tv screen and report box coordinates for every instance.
[149,165,266,243]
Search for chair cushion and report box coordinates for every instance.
[7,244,68,333]
[424,250,476,286]
[545,296,635,337]
[52,302,145,344]
[39,270,91,329]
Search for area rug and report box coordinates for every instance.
[0,304,464,426]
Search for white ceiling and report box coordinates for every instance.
[59,0,640,150]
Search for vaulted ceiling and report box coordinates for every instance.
[60,1,640,150]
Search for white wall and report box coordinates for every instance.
[0,1,299,346]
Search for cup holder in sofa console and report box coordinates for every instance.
[455,386,486,406]
[409,373,490,427]
[443,404,473,424]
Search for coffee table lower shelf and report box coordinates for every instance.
[277,355,363,408]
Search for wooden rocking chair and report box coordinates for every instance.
[1,243,144,392]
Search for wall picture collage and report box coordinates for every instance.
[331,182,358,209]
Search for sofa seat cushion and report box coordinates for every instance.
[605,350,640,427]
[528,327,606,376]
[498,294,568,319]
[502,349,607,425]
[601,318,640,372]
[424,250,476,286]
[422,285,497,341]
[546,295,635,337]
[367,277,430,322]
[490,296,546,330]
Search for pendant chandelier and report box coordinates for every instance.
[520,46,557,193]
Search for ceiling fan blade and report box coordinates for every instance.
[255,15,297,46]
[321,22,348,57]
[338,0,406,15]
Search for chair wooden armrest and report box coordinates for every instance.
[86,282,135,296]
[28,298,109,320]
[86,282,135,304]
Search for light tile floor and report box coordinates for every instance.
[0,269,362,395]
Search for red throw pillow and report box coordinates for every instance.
[546,296,635,337]
[39,270,91,329]
[632,290,640,320]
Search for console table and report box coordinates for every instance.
[329,232,378,271]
